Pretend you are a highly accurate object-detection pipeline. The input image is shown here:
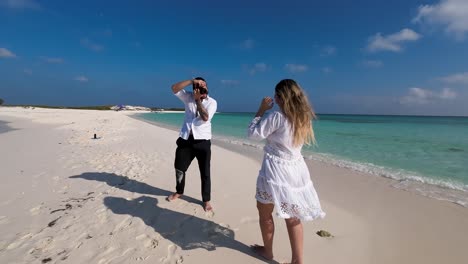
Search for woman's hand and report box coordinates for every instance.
[259,97,274,111]
[255,96,274,117]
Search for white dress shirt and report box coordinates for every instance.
[175,89,217,140]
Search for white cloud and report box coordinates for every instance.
[284,64,308,73]
[0,47,16,58]
[400,87,456,105]
[40,56,64,64]
[80,38,104,52]
[239,38,255,50]
[74,76,89,82]
[366,28,421,53]
[413,0,468,40]
[440,72,468,84]
[0,0,40,9]
[247,63,268,75]
[321,45,337,56]
[220,80,239,85]
[362,60,384,68]
[322,67,333,73]
[23,69,32,75]
[440,87,457,99]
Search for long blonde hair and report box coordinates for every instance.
[275,79,316,146]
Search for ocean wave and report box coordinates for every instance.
[303,152,468,207]
[214,136,264,150]
[214,135,468,208]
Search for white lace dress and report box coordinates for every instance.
[247,111,325,221]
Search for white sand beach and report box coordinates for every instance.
[1,107,467,264]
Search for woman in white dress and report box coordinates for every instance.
[247,79,325,264]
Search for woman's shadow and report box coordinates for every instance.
[69,172,277,263]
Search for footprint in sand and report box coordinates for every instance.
[5,232,34,250]
[33,172,46,179]
[70,164,81,170]
[113,216,133,233]
[201,222,232,240]
[240,216,259,224]
[205,210,215,218]
[57,249,70,261]
[136,234,159,249]
[0,241,7,251]
[95,208,109,223]
[97,247,135,264]
[30,204,46,216]
[28,236,54,258]
[1,199,12,206]
[0,215,9,225]
[97,246,117,264]
[160,244,183,264]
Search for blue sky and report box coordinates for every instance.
[1,0,467,115]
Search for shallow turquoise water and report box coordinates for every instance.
[139,112,468,195]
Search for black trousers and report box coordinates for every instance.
[174,135,211,202]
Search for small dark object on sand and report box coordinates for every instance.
[316,230,333,237]
[94,133,97,139]
[42,258,52,263]
[48,217,61,227]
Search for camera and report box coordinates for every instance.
[198,87,208,94]
[193,84,208,94]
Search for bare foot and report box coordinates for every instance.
[166,193,182,202]
[203,201,213,212]
[251,244,274,260]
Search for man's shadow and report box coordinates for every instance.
[69,172,277,263]
[69,172,201,205]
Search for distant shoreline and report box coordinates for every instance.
[1,105,467,117]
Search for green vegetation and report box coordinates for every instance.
[7,105,113,110]
[3,104,184,111]
[0,98,3,105]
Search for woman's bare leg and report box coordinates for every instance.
[252,201,275,260]
[285,217,303,264]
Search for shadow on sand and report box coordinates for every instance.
[69,172,201,205]
[69,172,277,263]
[0,120,18,134]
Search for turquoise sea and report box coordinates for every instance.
[138,112,468,207]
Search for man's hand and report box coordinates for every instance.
[193,79,207,89]
[193,88,203,101]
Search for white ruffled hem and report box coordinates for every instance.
[256,175,325,221]
[254,144,326,221]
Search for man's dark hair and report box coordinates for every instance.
[192,77,207,94]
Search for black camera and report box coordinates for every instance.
[193,84,208,94]
[192,77,208,95]
[198,87,208,94]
